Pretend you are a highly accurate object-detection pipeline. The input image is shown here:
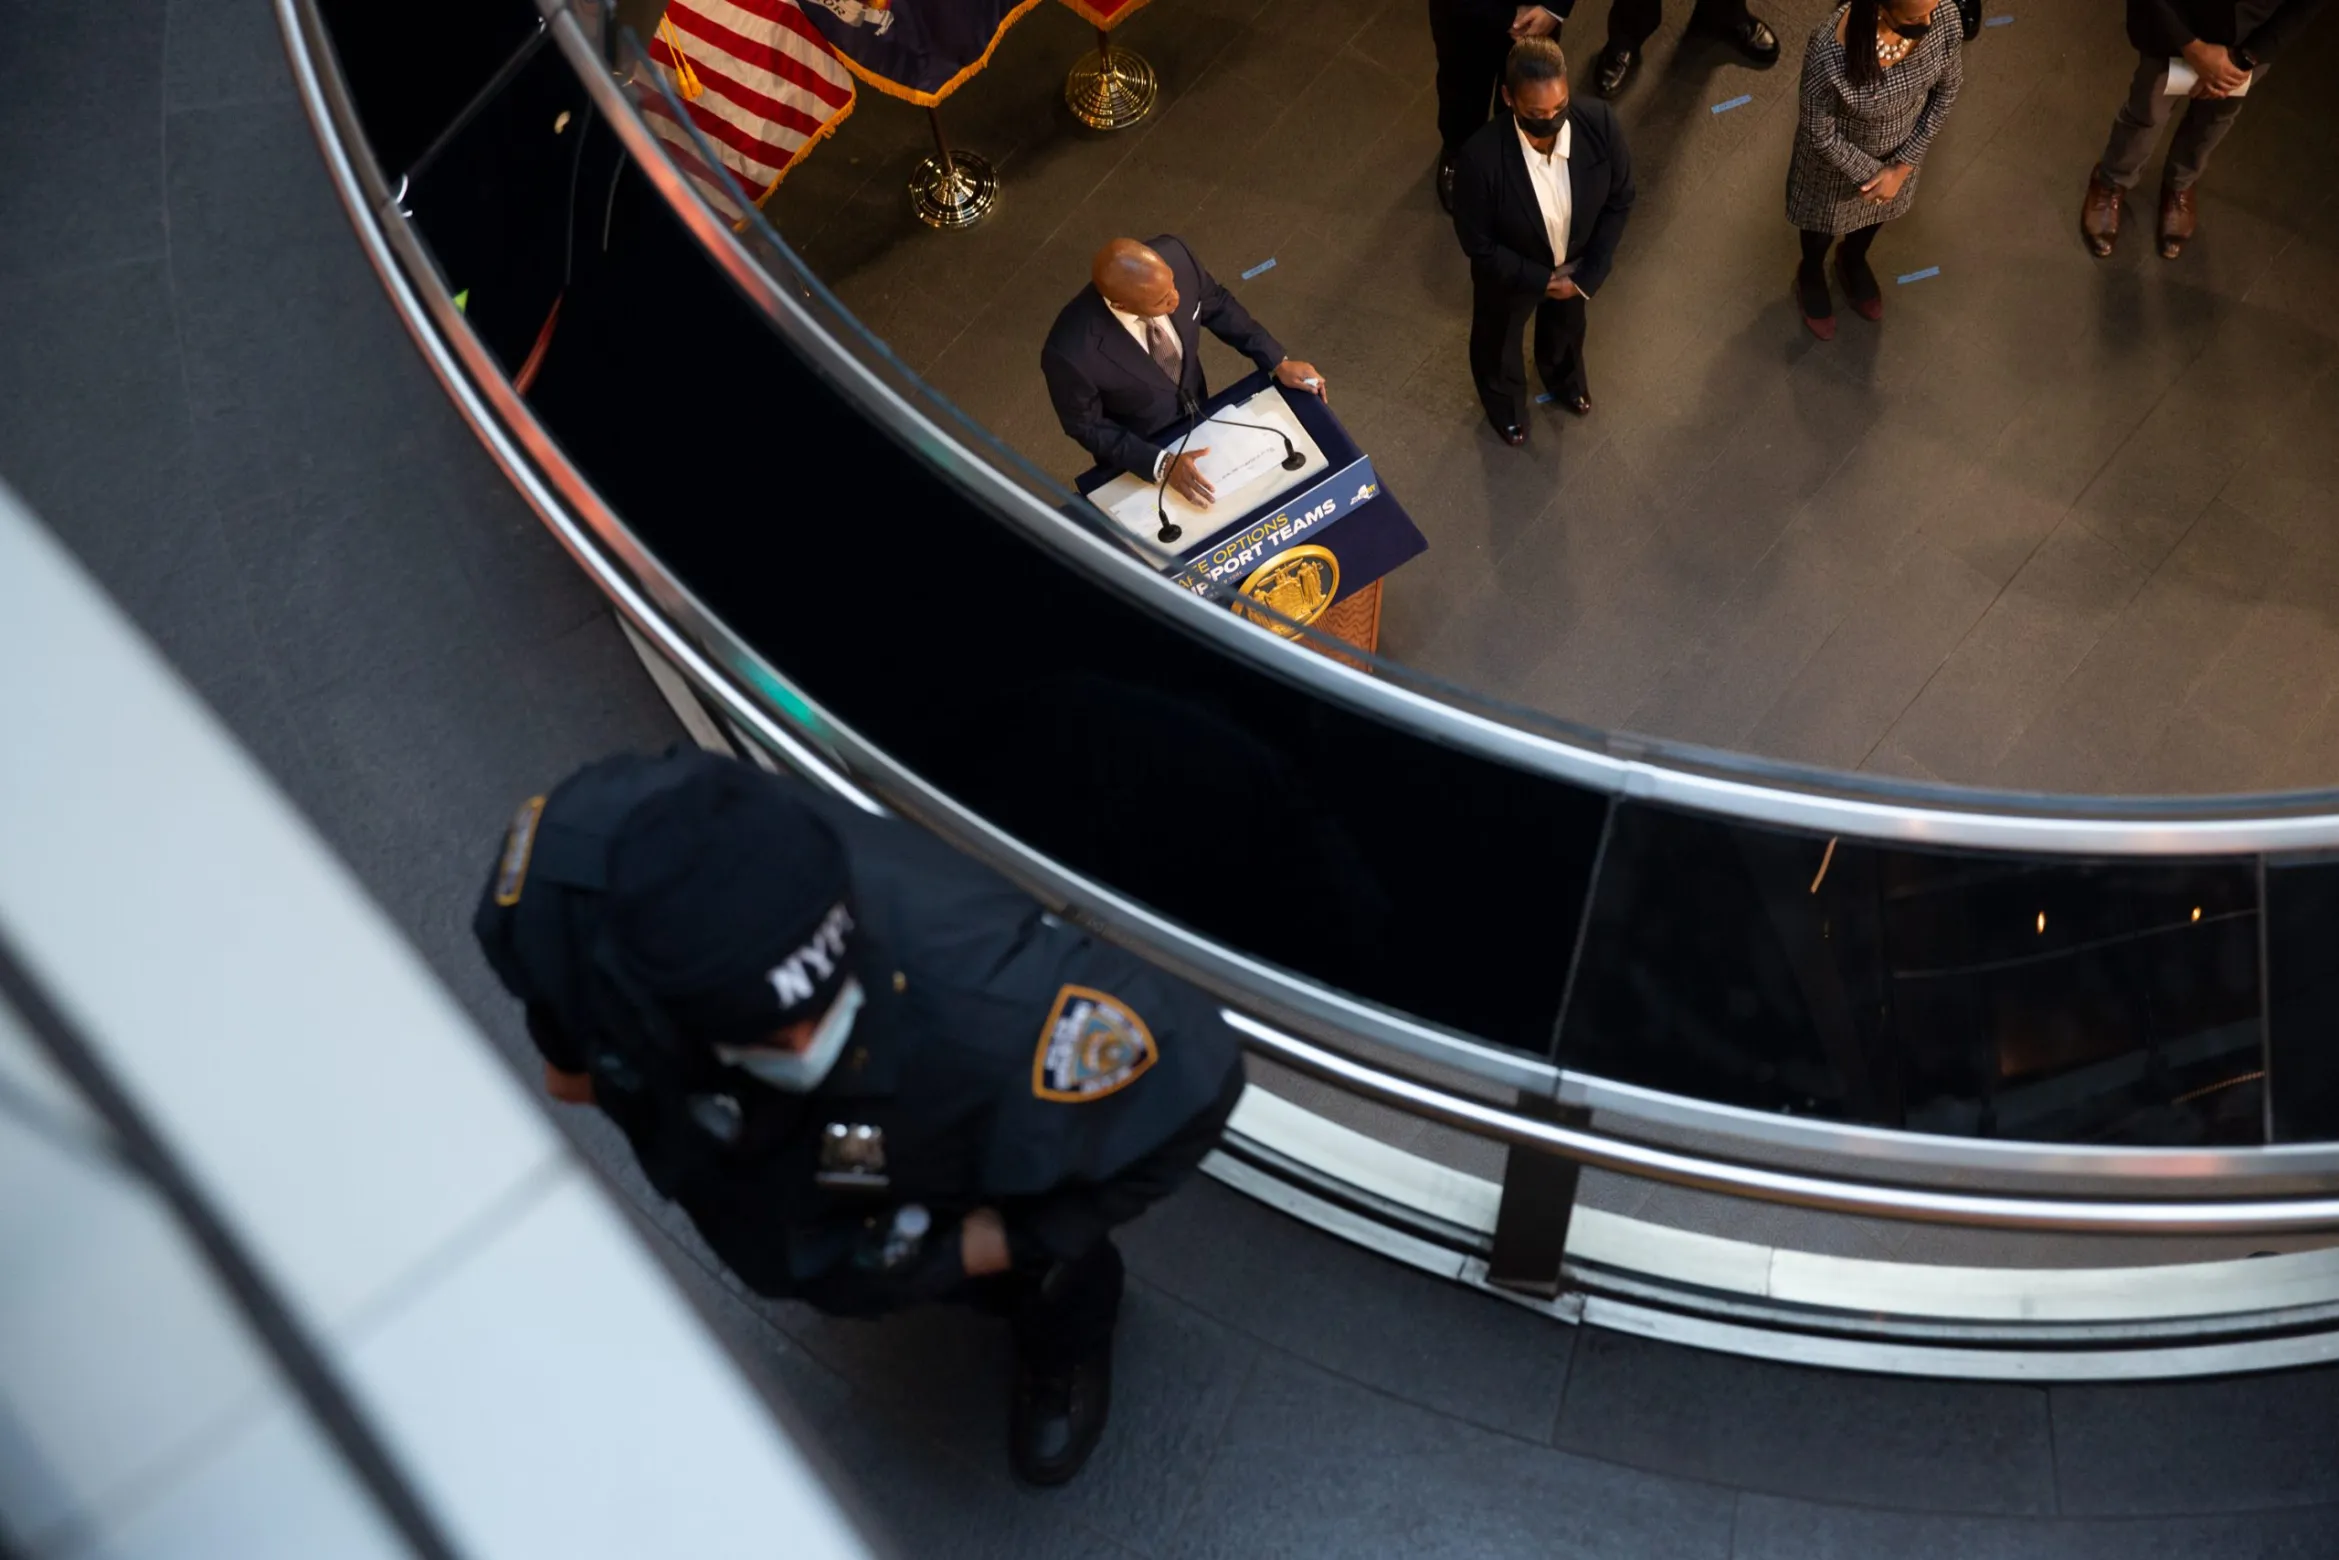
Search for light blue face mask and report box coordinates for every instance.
[716,978,864,1093]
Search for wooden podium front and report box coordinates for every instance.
[1306,578,1383,668]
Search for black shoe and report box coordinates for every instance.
[1701,14,1780,64]
[1436,150,1456,214]
[1795,264,1835,339]
[1492,420,1527,446]
[1835,251,1882,319]
[1595,44,1637,97]
[1559,392,1592,416]
[1010,1349,1111,1486]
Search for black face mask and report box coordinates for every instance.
[1514,108,1566,138]
[1892,17,1932,36]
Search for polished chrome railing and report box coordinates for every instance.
[278,0,2339,1254]
[531,0,2339,860]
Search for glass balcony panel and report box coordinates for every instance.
[316,0,544,181]
[2267,855,2339,1142]
[1557,804,2266,1143]
[400,39,596,376]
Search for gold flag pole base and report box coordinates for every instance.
[909,106,999,229]
[1065,25,1157,131]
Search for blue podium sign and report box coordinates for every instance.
[1074,372,1426,623]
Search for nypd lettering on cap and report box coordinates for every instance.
[767,902,854,1009]
[1032,985,1157,1102]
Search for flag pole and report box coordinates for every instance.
[1065,22,1157,130]
[908,105,999,229]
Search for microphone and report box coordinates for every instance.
[1153,387,1203,545]
[1206,413,1306,471]
[1153,390,1305,543]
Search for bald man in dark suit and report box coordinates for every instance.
[1041,236,1325,509]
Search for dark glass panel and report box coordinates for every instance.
[404,43,598,374]
[314,0,545,182]
[1556,804,2265,1143]
[1888,855,2261,1144]
[515,160,1607,1053]
[2267,855,2339,1141]
[1554,806,1899,1120]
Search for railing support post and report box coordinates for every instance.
[1486,1095,1589,1299]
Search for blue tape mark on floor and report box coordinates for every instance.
[1240,258,1277,279]
[1897,265,1941,284]
[1984,13,2014,24]
[1534,392,1556,403]
[1711,93,1753,114]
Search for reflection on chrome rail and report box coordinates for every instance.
[278,0,2339,1335]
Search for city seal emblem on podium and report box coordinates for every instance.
[1238,544,1340,637]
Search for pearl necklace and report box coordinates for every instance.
[1875,28,1915,64]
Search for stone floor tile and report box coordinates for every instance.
[1555,1331,2055,1515]
[1164,1350,1736,1560]
[2051,1367,2339,1517]
[1732,1493,2339,1560]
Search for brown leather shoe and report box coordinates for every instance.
[2081,173,2123,258]
[2159,185,2197,259]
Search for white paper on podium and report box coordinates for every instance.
[1088,389,1331,549]
[1193,420,1290,492]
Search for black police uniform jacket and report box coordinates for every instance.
[503,776,1244,1317]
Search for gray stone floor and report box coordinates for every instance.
[14,2,2339,1555]
[768,0,2339,796]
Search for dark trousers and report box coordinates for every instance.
[1605,0,1749,51]
[961,1235,1125,1371]
[2098,52,2254,193]
[1469,280,1588,425]
[1429,2,1511,153]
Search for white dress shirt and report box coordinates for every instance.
[1516,117,1574,280]
[1107,301,1181,479]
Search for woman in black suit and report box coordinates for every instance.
[1449,38,1636,446]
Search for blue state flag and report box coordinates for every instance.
[795,0,1040,105]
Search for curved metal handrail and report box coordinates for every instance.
[526,1,2339,856]
[1233,1013,2339,1233]
[280,0,2339,1229]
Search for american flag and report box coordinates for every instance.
[643,0,855,222]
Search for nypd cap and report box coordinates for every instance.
[603,761,857,1041]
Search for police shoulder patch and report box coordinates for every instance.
[493,795,547,906]
[1032,985,1158,1102]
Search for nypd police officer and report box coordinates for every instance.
[473,749,1245,1485]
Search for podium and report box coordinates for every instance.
[1073,371,1427,664]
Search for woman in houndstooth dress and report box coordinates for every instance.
[1787,0,1962,337]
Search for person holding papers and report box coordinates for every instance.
[1449,38,1636,446]
[2080,0,2325,259]
[1041,236,1326,508]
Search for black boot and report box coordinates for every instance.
[1595,43,1638,97]
[1009,1347,1112,1486]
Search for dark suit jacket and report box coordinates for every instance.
[1040,234,1286,480]
[1450,99,1635,301]
[2126,0,2324,57]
